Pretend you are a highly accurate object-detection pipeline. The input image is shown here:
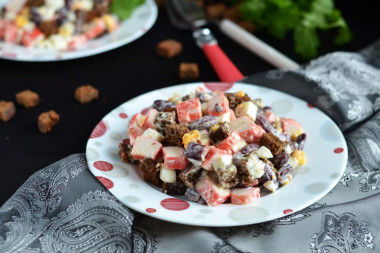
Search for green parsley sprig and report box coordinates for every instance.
[233,0,352,59]
[110,0,145,21]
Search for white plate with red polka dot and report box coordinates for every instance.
[0,0,157,61]
[86,82,348,227]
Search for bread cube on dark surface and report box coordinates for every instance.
[138,158,162,187]
[209,122,231,144]
[237,21,255,33]
[75,85,99,104]
[165,123,189,146]
[260,132,285,156]
[206,3,226,19]
[38,110,60,133]
[154,111,177,135]
[0,101,16,122]
[179,63,199,79]
[15,90,39,108]
[223,5,241,22]
[157,39,183,58]
[119,143,140,164]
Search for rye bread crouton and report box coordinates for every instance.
[15,90,39,108]
[0,101,16,122]
[38,110,59,133]
[139,158,162,187]
[209,122,231,144]
[260,132,285,156]
[119,143,140,164]
[165,123,189,147]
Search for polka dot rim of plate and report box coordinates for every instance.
[86,82,348,227]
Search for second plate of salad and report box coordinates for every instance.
[86,82,347,227]
[0,0,157,61]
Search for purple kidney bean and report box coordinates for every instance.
[271,152,289,168]
[189,115,219,131]
[276,164,293,185]
[295,133,307,150]
[256,114,288,142]
[195,91,212,103]
[184,142,209,161]
[241,144,260,155]
[263,106,272,112]
[56,7,69,26]
[30,7,42,25]
[262,163,277,183]
[153,100,176,111]
[233,152,245,167]
[185,188,201,202]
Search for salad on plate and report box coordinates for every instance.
[119,86,307,207]
[0,0,143,50]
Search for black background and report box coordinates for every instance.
[0,0,379,205]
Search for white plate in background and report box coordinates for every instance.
[0,0,157,61]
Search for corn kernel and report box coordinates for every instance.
[211,124,220,131]
[59,23,75,37]
[236,91,245,97]
[102,14,117,32]
[15,15,28,28]
[292,150,306,165]
[282,175,292,186]
[137,115,146,127]
[182,130,200,148]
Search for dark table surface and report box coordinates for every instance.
[0,0,379,205]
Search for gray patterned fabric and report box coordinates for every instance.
[1,40,380,253]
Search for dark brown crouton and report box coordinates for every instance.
[165,123,189,146]
[157,39,183,58]
[38,20,58,37]
[162,107,177,113]
[206,3,226,19]
[0,101,16,122]
[94,1,109,16]
[237,21,255,33]
[154,111,177,135]
[139,158,162,187]
[260,132,285,156]
[179,165,202,188]
[162,181,187,195]
[209,122,231,144]
[225,92,251,110]
[223,5,241,22]
[119,143,139,164]
[38,110,60,133]
[75,85,99,104]
[215,164,239,188]
[179,63,199,79]
[26,0,44,7]
[15,89,39,108]
[235,152,262,187]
